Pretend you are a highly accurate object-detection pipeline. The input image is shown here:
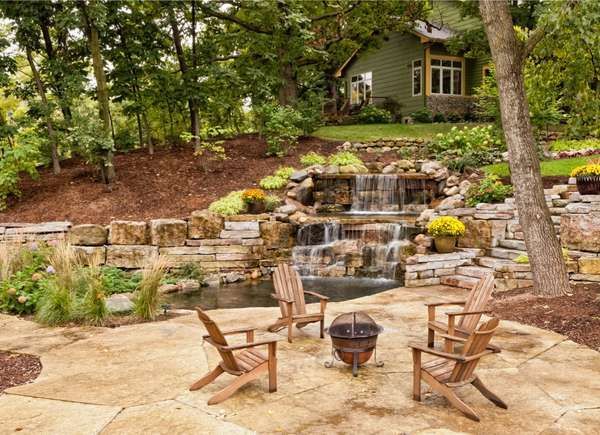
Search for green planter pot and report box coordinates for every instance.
[434,236,457,253]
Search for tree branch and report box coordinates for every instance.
[310,1,362,22]
[199,4,272,35]
[522,25,546,59]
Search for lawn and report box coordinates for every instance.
[313,123,482,142]
[483,155,600,177]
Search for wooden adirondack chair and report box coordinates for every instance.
[410,317,507,422]
[426,273,495,351]
[267,263,329,343]
[189,307,278,405]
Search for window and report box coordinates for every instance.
[430,58,462,95]
[350,72,372,105]
[412,60,422,96]
[482,65,492,78]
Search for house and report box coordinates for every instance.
[336,1,490,119]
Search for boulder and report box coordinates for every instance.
[72,246,106,265]
[446,175,460,187]
[260,221,295,248]
[459,180,472,195]
[436,194,464,210]
[106,294,134,314]
[382,164,396,174]
[188,210,223,239]
[443,186,460,196]
[274,204,298,215]
[109,221,148,245]
[420,161,443,175]
[561,213,600,252]
[289,170,309,183]
[224,271,244,283]
[395,160,414,170]
[149,219,187,246]
[294,177,314,205]
[68,224,107,246]
[416,208,437,226]
[578,257,600,274]
[459,218,507,249]
[433,167,450,181]
[106,245,158,269]
[324,165,339,174]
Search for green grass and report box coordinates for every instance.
[483,155,600,178]
[314,123,483,142]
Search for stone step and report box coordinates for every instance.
[440,275,480,290]
[475,256,531,273]
[488,247,527,260]
[498,239,527,251]
[456,266,493,279]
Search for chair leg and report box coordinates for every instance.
[189,365,224,391]
[412,349,421,402]
[268,320,286,333]
[207,365,267,405]
[423,372,480,422]
[287,318,293,343]
[427,327,435,348]
[319,318,324,339]
[268,342,277,393]
[472,376,507,409]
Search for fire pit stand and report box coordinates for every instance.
[324,312,384,377]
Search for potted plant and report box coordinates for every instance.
[241,188,266,214]
[427,216,466,253]
[571,160,600,194]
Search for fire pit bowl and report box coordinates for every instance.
[324,312,384,376]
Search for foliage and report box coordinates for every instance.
[465,175,513,207]
[513,247,571,265]
[208,190,246,216]
[300,151,326,166]
[427,217,466,238]
[274,166,295,179]
[36,280,74,326]
[264,194,282,212]
[550,139,600,152]
[259,175,288,190]
[77,259,107,325]
[570,162,600,177]
[432,113,446,123]
[357,105,392,124]
[169,262,204,283]
[101,267,141,295]
[241,188,266,204]
[134,255,167,321]
[328,151,363,166]
[257,103,303,157]
[484,154,600,177]
[410,108,433,123]
[381,97,403,122]
[313,123,478,142]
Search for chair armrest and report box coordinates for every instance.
[464,349,495,362]
[271,293,294,304]
[445,310,492,317]
[303,290,329,300]
[438,333,468,343]
[424,300,466,307]
[408,342,466,362]
[223,338,280,352]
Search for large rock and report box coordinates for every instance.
[68,224,107,246]
[188,210,223,239]
[109,221,148,245]
[561,213,600,252]
[259,221,295,248]
[289,170,309,183]
[149,219,187,247]
[577,257,600,274]
[459,218,507,249]
[106,294,134,314]
[293,177,314,206]
[72,246,106,265]
[106,245,158,269]
[436,194,464,210]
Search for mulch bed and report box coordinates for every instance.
[0,351,42,393]
[491,283,600,351]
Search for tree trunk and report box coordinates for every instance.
[142,113,154,155]
[277,54,298,106]
[81,0,116,184]
[26,47,61,175]
[479,0,570,297]
[168,4,200,148]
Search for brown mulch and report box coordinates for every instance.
[491,283,600,351]
[0,134,399,225]
[0,351,42,393]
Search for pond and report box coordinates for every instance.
[164,277,400,310]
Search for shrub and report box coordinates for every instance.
[101,267,141,295]
[432,113,446,123]
[274,166,295,179]
[208,191,246,215]
[465,175,513,207]
[382,97,403,122]
[257,103,303,156]
[357,105,392,124]
[427,216,466,238]
[551,139,600,152]
[134,255,168,321]
[78,260,107,325]
[0,265,46,315]
[241,188,266,204]
[36,280,74,325]
[410,108,433,123]
[259,175,288,190]
[446,112,463,123]
[264,194,282,211]
[328,151,363,166]
[170,262,204,282]
[300,151,326,166]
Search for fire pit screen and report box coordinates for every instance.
[324,312,384,376]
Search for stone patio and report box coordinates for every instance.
[0,285,598,434]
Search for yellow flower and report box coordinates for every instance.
[571,163,600,177]
[241,188,266,203]
[427,216,466,237]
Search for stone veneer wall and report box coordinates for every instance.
[0,212,295,283]
[426,95,475,117]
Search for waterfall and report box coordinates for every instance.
[292,221,411,280]
[348,174,430,214]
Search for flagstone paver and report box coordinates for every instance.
[0,285,598,434]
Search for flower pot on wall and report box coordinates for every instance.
[576,176,600,195]
[434,236,457,253]
[247,201,266,214]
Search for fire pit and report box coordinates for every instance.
[324,312,384,376]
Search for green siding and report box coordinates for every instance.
[468,57,489,92]
[345,33,425,115]
[430,0,481,32]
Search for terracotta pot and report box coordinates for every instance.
[434,236,457,253]
[247,201,266,214]
[576,176,600,195]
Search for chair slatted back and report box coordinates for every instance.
[459,273,495,332]
[273,264,306,318]
[449,318,499,383]
[195,308,240,372]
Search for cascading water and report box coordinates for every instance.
[292,222,342,277]
[350,174,429,214]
